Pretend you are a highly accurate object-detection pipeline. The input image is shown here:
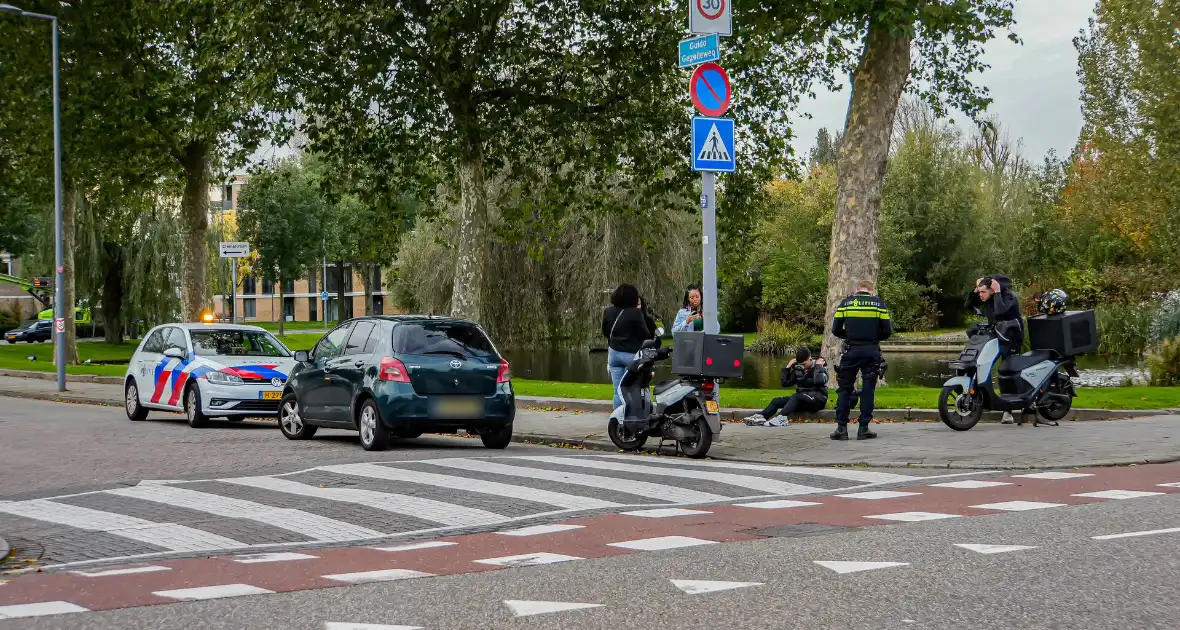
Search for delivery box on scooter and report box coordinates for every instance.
[1027,310,1098,357]
[671,332,745,379]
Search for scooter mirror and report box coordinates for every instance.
[654,327,665,337]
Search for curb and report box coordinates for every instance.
[0,369,122,385]
[509,432,1180,470]
[0,535,9,564]
[0,389,121,407]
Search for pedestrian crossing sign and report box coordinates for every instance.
[691,116,735,172]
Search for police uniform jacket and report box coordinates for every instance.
[832,292,893,347]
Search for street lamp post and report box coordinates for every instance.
[1,4,66,392]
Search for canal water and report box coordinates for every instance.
[498,347,1143,389]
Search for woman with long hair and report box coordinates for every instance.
[601,284,655,409]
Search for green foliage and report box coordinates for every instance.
[1096,302,1158,356]
[1148,337,1180,386]
[748,320,812,356]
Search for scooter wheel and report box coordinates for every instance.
[608,418,648,451]
[679,415,713,459]
[938,385,983,431]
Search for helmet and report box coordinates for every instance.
[1037,289,1068,316]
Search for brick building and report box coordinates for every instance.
[212,265,399,324]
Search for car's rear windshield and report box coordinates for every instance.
[391,322,498,360]
[191,330,290,357]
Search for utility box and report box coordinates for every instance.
[1028,310,1099,357]
[671,332,745,379]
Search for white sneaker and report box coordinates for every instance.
[1001,412,1015,424]
[766,415,790,427]
[744,414,767,426]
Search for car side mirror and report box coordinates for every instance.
[293,350,310,363]
[163,348,186,360]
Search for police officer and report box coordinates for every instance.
[831,279,893,440]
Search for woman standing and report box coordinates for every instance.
[601,284,654,409]
[672,285,704,333]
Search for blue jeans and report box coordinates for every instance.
[607,348,634,409]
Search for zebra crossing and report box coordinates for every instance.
[0,454,934,567]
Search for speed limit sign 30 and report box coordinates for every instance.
[690,0,731,36]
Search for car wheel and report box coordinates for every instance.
[185,383,210,428]
[357,399,390,452]
[480,422,514,450]
[125,379,148,422]
[278,393,317,440]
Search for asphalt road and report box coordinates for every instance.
[5,492,1177,629]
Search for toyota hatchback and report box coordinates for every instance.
[278,316,515,451]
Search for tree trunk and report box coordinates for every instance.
[362,263,374,316]
[277,272,285,336]
[61,183,80,364]
[450,132,489,322]
[180,141,210,321]
[820,21,912,365]
[102,241,124,344]
[335,261,346,323]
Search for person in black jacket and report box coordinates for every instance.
[602,284,656,409]
[831,279,893,441]
[965,274,1024,423]
[744,347,828,426]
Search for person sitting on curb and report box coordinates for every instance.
[745,347,829,427]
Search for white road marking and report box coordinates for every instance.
[1158,482,1180,488]
[1092,527,1180,541]
[836,490,920,500]
[512,455,825,496]
[107,485,383,542]
[153,584,274,601]
[608,536,717,551]
[865,512,961,522]
[71,565,171,577]
[423,458,728,504]
[814,561,908,574]
[0,499,247,553]
[671,579,763,595]
[587,454,918,484]
[929,480,1012,489]
[322,463,622,510]
[0,601,89,619]
[734,499,821,509]
[1072,490,1164,500]
[621,508,711,518]
[475,552,583,567]
[221,475,508,527]
[324,624,424,630]
[954,544,1039,555]
[323,569,434,584]
[504,600,603,617]
[497,524,584,537]
[970,501,1064,512]
[232,552,318,564]
[371,541,457,552]
[1012,472,1093,480]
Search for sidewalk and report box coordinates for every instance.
[1,372,1177,469]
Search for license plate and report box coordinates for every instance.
[259,391,282,401]
[705,400,719,414]
[432,397,484,419]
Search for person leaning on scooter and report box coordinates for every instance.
[831,279,892,441]
[965,275,1024,424]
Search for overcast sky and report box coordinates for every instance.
[790,0,1096,163]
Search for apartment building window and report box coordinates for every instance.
[243,274,257,294]
[262,277,274,294]
[308,297,318,322]
[223,185,234,209]
[370,267,382,292]
[243,298,257,319]
[308,273,317,294]
[283,297,295,321]
[282,279,295,294]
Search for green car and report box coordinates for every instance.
[279,316,516,451]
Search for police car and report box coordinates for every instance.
[123,323,296,427]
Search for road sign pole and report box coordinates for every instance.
[701,172,719,334]
[230,262,237,325]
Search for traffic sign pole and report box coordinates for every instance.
[701,172,719,334]
[231,262,237,325]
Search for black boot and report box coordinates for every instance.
[830,424,849,441]
[857,423,878,440]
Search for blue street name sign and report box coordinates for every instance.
[691,116,736,172]
[679,33,720,69]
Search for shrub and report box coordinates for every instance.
[1147,337,1180,386]
[749,319,812,355]
[1151,290,1180,344]
[1096,302,1158,356]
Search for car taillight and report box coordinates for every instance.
[378,357,411,382]
[497,361,511,383]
